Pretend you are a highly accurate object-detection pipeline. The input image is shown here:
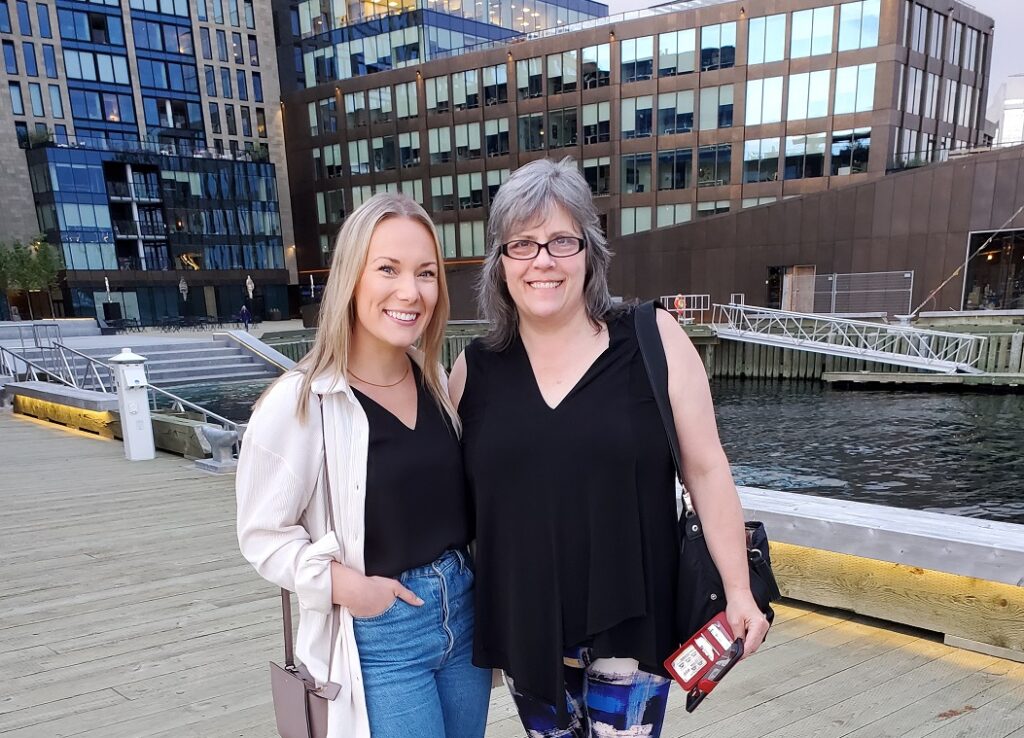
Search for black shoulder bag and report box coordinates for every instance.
[634,300,781,642]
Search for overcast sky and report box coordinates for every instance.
[606,0,1021,93]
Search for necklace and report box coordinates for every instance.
[347,361,410,388]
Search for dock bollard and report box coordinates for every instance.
[108,348,156,461]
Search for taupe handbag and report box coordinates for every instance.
[269,403,342,738]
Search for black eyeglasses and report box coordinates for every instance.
[500,236,586,260]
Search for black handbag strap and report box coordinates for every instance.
[280,398,338,676]
[634,300,696,518]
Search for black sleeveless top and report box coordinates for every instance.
[461,308,679,722]
[354,363,471,578]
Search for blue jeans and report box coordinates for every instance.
[353,548,491,738]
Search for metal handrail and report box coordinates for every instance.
[0,345,78,387]
[52,341,115,392]
[712,303,987,373]
[144,383,240,433]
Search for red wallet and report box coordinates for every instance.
[663,612,744,712]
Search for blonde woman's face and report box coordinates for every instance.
[353,217,440,350]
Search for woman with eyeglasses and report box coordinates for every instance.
[449,158,767,736]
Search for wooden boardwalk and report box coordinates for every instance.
[2,410,1023,738]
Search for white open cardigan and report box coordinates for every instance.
[236,353,441,738]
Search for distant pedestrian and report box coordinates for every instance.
[239,304,251,331]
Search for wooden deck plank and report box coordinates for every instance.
[4,410,1024,738]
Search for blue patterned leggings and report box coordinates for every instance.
[506,646,671,737]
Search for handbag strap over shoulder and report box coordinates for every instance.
[634,300,696,518]
[279,397,339,673]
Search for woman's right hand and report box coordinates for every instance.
[332,562,424,618]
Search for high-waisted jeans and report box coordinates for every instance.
[353,548,491,738]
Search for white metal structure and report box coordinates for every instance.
[660,293,711,324]
[712,304,986,374]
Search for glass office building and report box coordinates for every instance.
[0,0,294,322]
[279,0,993,318]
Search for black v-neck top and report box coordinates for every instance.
[353,363,470,578]
[460,308,679,723]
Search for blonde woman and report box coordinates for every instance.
[237,193,491,738]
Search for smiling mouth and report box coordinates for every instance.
[384,309,419,324]
[528,280,563,289]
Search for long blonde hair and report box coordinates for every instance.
[293,193,457,429]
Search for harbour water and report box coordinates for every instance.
[176,378,1024,524]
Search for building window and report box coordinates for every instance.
[830,127,870,174]
[220,67,233,98]
[348,139,370,174]
[518,112,544,151]
[240,106,252,136]
[784,133,826,179]
[459,220,485,257]
[700,22,736,71]
[583,156,610,195]
[345,91,366,127]
[256,108,266,138]
[48,84,62,117]
[237,69,248,101]
[745,77,783,125]
[698,143,732,186]
[582,101,610,143]
[396,81,417,119]
[582,43,610,88]
[516,57,542,99]
[699,85,733,130]
[621,152,652,194]
[791,7,834,58]
[834,63,875,115]
[317,97,337,134]
[453,69,479,110]
[372,135,396,171]
[947,21,963,65]
[8,81,23,116]
[658,29,695,77]
[200,28,212,59]
[369,87,392,124]
[438,222,456,259]
[657,147,693,190]
[485,118,509,156]
[788,70,831,120]
[455,122,482,160]
[428,127,452,163]
[248,35,259,66]
[547,50,577,94]
[399,131,420,168]
[37,2,51,38]
[483,64,508,104]
[400,179,423,204]
[426,75,449,113]
[962,26,979,72]
[430,175,454,211]
[622,96,653,139]
[941,78,956,124]
[929,13,945,59]
[457,173,483,210]
[620,36,653,82]
[742,197,777,208]
[657,90,694,134]
[3,41,17,75]
[27,81,43,116]
[748,14,785,65]
[16,0,30,34]
[209,102,221,134]
[838,0,880,51]
[225,103,237,135]
[205,65,217,96]
[548,107,577,149]
[487,169,509,202]
[620,207,652,235]
[697,200,730,217]
[0,1,10,33]
[657,203,692,228]
[743,138,780,183]
[923,72,939,119]
[42,44,56,77]
[908,2,928,55]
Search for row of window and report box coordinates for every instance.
[204,65,264,102]
[197,0,257,30]
[899,65,979,129]
[904,1,983,72]
[129,0,189,18]
[0,0,51,37]
[7,79,63,118]
[137,58,200,93]
[2,39,58,76]
[133,19,193,55]
[65,49,131,85]
[199,27,260,66]
[58,9,122,45]
[208,102,268,139]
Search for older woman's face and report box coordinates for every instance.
[501,204,587,324]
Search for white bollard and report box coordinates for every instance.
[108,348,156,461]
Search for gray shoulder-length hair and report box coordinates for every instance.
[478,157,619,350]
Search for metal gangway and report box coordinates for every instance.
[711,304,987,374]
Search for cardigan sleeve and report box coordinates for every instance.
[236,377,339,614]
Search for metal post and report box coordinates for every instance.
[108,348,155,461]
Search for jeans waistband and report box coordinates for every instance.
[398,547,470,582]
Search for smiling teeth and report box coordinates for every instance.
[385,310,417,321]
[530,281,561,289]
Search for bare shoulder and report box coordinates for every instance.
[448,350,468,409]
[653,307,704,381]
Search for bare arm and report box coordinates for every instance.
[656,309,769,655]
[448,350,468,409]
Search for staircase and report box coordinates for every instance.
[7,338,280,387]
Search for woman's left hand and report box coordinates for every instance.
[725,592,770,659]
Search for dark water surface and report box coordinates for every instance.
[175,378,1024,524]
